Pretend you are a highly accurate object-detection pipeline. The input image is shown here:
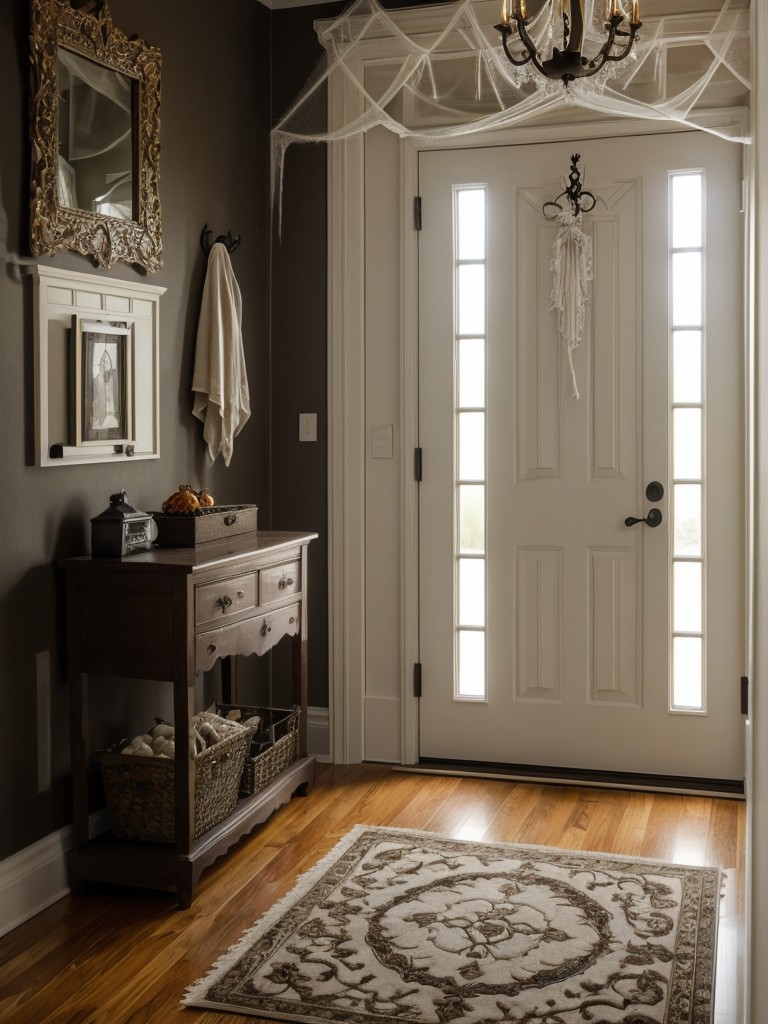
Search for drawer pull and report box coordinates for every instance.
[289,616,296,624]
[215,595,233,613]
[278,576,295,590]
[260,620,272,637]
[237,590,244,599]
[223,514,237,527]
[207,643,217,655]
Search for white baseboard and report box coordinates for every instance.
[0,826,72,938]
[0,714,332,938]
[307,705,331,762]
[0,809,112,938]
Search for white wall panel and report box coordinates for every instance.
[589,547,640,705]
[515,546,562,701]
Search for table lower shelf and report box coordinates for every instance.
[76,755,316,908]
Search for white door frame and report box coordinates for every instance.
[324,12,761,1014]
[747,1,767,1015]
[327,111,748,765]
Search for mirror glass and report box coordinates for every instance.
[56,48,135,221]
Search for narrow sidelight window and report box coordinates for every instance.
[455,187,487,700]
[669,171,705,712]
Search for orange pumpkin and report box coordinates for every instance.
[197,489,215,507]
[162,485,200,514]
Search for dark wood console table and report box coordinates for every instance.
[61,531,317,908]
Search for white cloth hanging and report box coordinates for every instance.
[549,211,593,400]
[192,242,250,466]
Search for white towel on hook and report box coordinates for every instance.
[192,242,250,466]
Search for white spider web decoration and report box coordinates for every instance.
[271,0,751,209]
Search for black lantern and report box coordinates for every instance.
[91,490,158,557]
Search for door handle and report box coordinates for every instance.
[625,508,663,528]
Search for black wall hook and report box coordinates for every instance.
[200,224,241,256]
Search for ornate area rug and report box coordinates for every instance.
[183,824,721,1023]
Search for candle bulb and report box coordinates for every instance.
[520,0,527,17]
[501,0,510,25]
[631,0,639,22]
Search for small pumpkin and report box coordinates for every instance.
[162,484,200,515]
[197,488,215,507]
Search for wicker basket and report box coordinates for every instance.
[95,726,252,844]
[216,705,300,796]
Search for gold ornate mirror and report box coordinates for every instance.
[29,0,162,272]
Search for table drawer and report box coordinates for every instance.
[195,572,257,629]
[260,561,301,604]
[196,603,301,671]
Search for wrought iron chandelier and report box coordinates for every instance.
[495,0,642,86]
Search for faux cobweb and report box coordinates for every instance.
[271,0,751,209]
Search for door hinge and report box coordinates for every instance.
[414,447,423,482]
[741,675,749,716]
[414,662,422,698]
[414,196,422,231]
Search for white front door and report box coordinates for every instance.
[418,132,744,781]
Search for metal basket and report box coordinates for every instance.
[216,705,300,797]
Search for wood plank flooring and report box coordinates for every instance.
[0,765,745,1024]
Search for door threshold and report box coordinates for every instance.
[394,760,745,799]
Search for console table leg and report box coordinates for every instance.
[177,865,194,910]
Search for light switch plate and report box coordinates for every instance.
[371,423,394,459]
[299,413,317,442]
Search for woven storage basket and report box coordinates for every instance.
[216,705,300,797]
[95,726,252,844]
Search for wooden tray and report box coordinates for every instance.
[152,505,257,546]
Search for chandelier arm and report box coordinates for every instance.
[601,22,641,63]
[495,24,534,67]
[495,18,548,77]
[584,17,618,72]
[513,14,549,76]
[585,19,640,73]
[514,14,538,56]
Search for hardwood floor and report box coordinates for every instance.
[0,764,746,1024]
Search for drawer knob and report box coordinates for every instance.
[215,595,233,613]
[207,643,217,655]
[289,616,295,624]
[237,590,244,599]
[224,514,237,527]
[278,576,294,590]
[260,620,272,637]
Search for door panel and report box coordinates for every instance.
[418,133,744,780]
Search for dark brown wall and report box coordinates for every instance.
[0,0,272,859]
[269,1,345,710]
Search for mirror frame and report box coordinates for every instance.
[29,0,162,273]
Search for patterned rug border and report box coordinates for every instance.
[183,823,723,1021]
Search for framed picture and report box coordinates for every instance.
[73,318,134,446]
